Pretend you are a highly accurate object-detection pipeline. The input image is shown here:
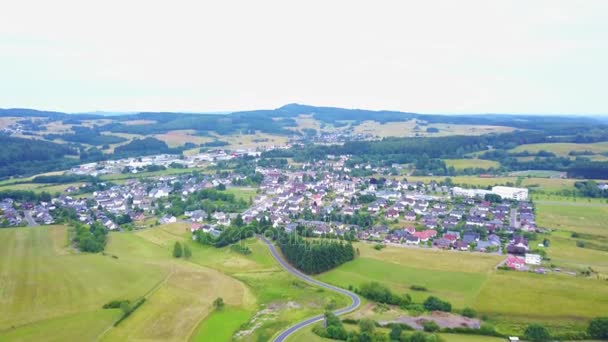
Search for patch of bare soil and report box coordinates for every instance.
[380,311,481,330]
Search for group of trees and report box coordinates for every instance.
[71,221,108,253]
[44,126,126,146]
[358,282,412,307]
[0,135,79,178]
[277,233,355,274]
[160,188,248,217]
[172,241,192,258]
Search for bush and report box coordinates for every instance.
[422,320,440,332]
[374,244,386,250]
[588,317,608,339]
[461,307,477,318]
[359,281,408,306]
[173,241,183,258]
[410,285,427,292]
[524,323,551,341]
[102,299,130,309]
[423,296,452,312]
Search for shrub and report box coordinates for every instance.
[102,299,130,309]
[588,317,608,339]
[410,285,428,292]
[422,320,440,332]
[423,296,452,312]
[461,307,477,318]
[524,323,551,341]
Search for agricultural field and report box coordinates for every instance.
[353,120,515,138]
[0,226,165,339]
[443,159,500,170]
[225,186,258,202]
[153,130,212,148]
[509,142,608,157]
[316,242,608,336]
[210,132,289,150]
[536,201,608,236]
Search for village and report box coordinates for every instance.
[1,152,552,275]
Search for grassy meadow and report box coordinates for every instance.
[509,142,608,157]
[0,222,351,341]
[315,242,608,336]
[443,159,500,170]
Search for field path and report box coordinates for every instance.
[259,236,361,342]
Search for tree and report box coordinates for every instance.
[423,296,452,312]
[524,324,551,341]
[588,317,608,339]
[213,297,224,310]
[183,244,192,259]
[461,307,477,318]
[120,301,130,314]
[359,319,375,334]
[173,241,183,258]
[389,325,402,341]
[422,320,440,332]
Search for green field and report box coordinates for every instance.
[444,159,500,170]
[509,142,608,157]
[536,202,608,236]
[316,242,608,336]
[0,223,349,341]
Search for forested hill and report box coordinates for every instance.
[2,105,606,136]
[0,136,78,178]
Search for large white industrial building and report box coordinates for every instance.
[492,186,529,201]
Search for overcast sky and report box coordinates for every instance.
[1,0,607,114]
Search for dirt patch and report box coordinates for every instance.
[380,311,481,330]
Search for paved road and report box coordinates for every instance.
[259,236,361,342]
[23,210,38,227]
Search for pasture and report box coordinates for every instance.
[153,130,212,148]
[443,159,500,170]
[316,242,608,336]
[353,120,515,138]
[509,142,608,157]
[536,202,608,236]
[0,226,166,338]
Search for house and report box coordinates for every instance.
[386,208,399,219]
[433,237,451,249]
[507,236,529,255]
[413,229,437,242]
[405,235,420,245]
[525,253,542,265]
[453,240,469,251]
[160,215,177,224]
[404,211,416,221]
[462,231,480,244]
[506,255,526,270]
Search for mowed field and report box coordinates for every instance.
[353,120,515,138]
[0,224,257,342]
[0,226,165,340]
[509,142,608,157]
[316,242,608,336]
[443,159,500,170]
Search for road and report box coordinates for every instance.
[259,236,361,342]
[23,210,38,227]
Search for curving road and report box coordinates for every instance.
[259,236,361,342]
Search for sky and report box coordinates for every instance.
[0,0,607,114]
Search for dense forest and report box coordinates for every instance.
[44,126,126,145]
[113,137,180,157]
[276,232,355,274]
[0,136,79,178]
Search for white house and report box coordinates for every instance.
[525,253,541,265]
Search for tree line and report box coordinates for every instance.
[276,232,355,274]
